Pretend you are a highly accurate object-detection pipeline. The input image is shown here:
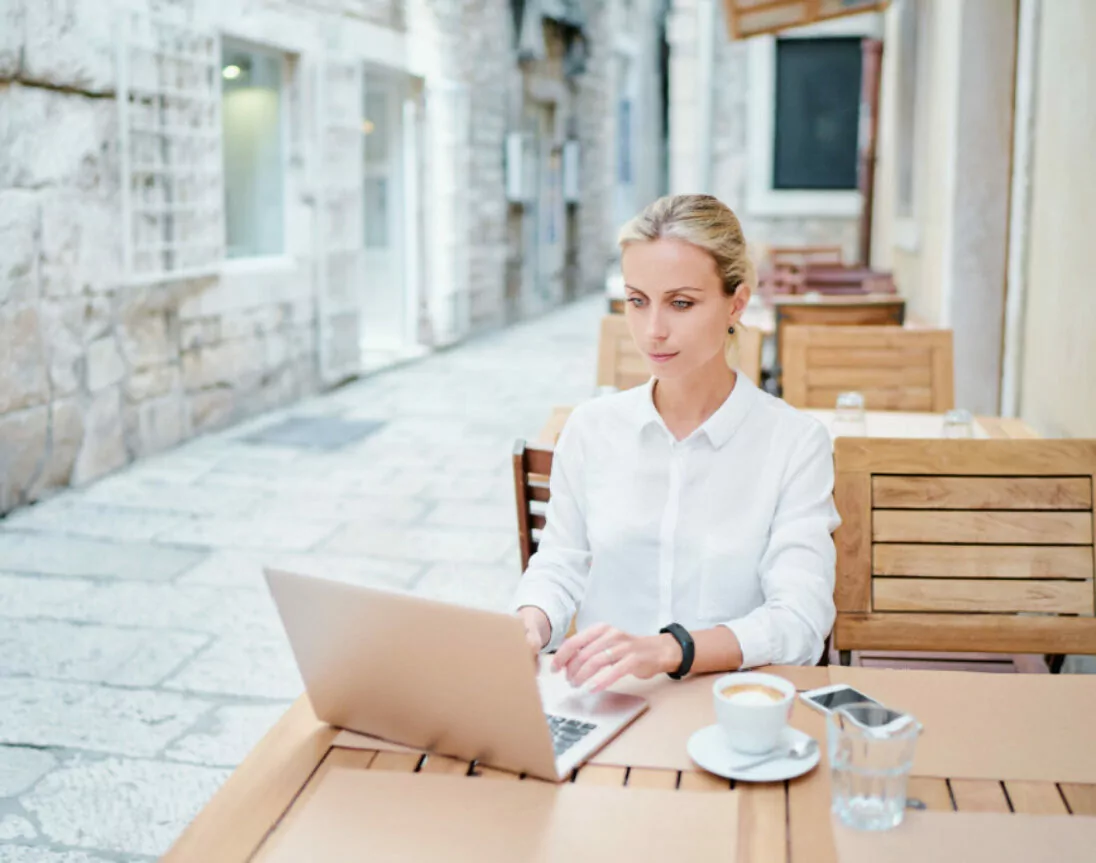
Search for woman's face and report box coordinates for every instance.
[621,238,749,381]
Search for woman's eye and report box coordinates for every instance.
[627,297,645,307]
[671,300,693,309]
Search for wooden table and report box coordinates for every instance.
[166,667,1096,862]
[536,406,1039,448]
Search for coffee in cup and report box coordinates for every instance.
[712,672,795,755]
[720,682,786,705]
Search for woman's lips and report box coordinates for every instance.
[648,352,679,364]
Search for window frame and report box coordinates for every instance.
[745,13,883,218]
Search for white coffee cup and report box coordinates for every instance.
[712,672,795,755]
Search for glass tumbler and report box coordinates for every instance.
[942,408,975,438]
[832,391,867,437]
[828,703,922,831]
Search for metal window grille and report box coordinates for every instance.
[117,11,225,283]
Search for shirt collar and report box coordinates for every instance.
[635,373,759,449]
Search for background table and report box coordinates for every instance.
[537,406,1038,448]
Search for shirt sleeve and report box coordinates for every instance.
[720,421,840,667]
[510,411,594,652]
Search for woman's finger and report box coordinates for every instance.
[589,653,638,694]
[564,631,625,684]
[568,636,626,687]
[551,623,609,671]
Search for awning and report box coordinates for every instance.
[723,0,890,39]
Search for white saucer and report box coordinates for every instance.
[687,725,820,783]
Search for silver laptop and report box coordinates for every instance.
[264,569,648,782]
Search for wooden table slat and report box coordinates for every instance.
[1060,783,1096,815]
[419,754,471,776]
[626,767,679,790]
[369,751,423,773]
[678,770,732,792]
[906,777,954,811]
[1004,780,1069,814]
[950,779,1011,812]
[738,785,788,863]
[573,764,628,786]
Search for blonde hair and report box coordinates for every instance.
[617,194,756,364]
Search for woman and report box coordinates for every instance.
[512,194,840,693]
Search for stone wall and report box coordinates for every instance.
[0,0,375,514]
[0,0,621,515]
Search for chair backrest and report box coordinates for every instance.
[770,245,845,269]
[512,440,553,572]
[833,438,1096,657]
[596,314,764,390]
[781,325,953,412]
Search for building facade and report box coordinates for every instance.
[871,0,1096,434]
[0,0,627,515]
[666,0,878,262]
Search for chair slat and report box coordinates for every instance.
[873,544,1094,579]
[836,612,1096,654]
[873,510,1093,545]
[872,476,1092,510]
[872,578,1095,615]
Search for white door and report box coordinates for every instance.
[361,72,406,359]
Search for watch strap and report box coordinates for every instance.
[659,623,695,680]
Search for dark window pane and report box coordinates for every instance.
[773,37,862,191]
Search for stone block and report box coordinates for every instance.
[71,386,127,485]
[0,744,57,798]
[0,304,49,413]
[23,755,229,857]
[22,0,114,94]
[32,395,85,496]
[0,0,24,79]
[117,301,174,368]
[0,531,203,578]
[85,335,125,391]
[123,363,180,402]
[0,84,117,193]
[39,192,123,297]
[129,391,189,457]
[188,387,237,433]
[38,297,91,398]
[0,408,48,516]
[182,338,266,391]
[0,189,39,305]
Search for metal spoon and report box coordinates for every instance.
[733,738,818,772]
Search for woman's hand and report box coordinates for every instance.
[518,606,551,655]
[551,623,682,693]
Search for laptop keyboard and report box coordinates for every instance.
[546,714,598,757]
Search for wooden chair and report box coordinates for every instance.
[596,314,764,390]
[832,438,1096,669]
[772,295,904,393]
[781,325,953,412]
[513,437,833,664]
[512,440,553,572]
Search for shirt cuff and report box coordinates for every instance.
[720,616,772,670]
[511,584,572,653]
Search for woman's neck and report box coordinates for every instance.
[652,360,738,440]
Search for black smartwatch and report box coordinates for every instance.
[659,623,695,680]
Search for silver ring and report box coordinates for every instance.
[604,647,614,663]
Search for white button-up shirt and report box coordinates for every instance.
[511,374,841,667]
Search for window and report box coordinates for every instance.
[772,37,862,191]
[221,41,285,258]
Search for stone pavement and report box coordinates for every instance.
[0,294,604,861]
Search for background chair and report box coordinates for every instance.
[832,438,1096,671]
